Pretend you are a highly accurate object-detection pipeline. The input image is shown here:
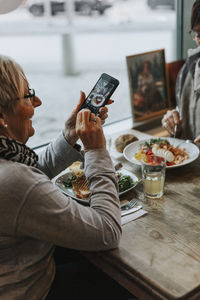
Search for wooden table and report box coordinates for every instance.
[83,129,200,300]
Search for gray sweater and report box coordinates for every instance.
[176,46,200,139]
[0,133,121,299]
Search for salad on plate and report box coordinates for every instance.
[134,138,189,166]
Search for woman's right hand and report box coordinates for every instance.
[76,109,106,152]
[161,109,181,136]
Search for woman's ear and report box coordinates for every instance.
[0,113,8,128]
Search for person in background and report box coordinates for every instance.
[161,0,200,143]
[0,55,135,300]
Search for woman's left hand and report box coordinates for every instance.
[63,91,113,146]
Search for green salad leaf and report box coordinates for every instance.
[118,174,136,193]
[143,138,170,149]
[62,173,76,188]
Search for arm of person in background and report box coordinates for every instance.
[37,91,112,179]
[161,108,182,136]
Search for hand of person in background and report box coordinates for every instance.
[76,109,106,152]
[194,135,200,143]
[63,91,113,146]
[161,109,182,136]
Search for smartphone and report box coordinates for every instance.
[80,73,119,115]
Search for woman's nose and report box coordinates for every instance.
[32,95,42,107]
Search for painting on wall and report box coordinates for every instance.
[126,49,170,122]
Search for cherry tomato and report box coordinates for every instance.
[166,162,174,166]
[146,149,153,156]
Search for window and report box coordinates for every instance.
[0,0,176,147]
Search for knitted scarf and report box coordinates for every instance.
[0,137,38,167]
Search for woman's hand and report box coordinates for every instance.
[98,106,108,125]
[161,109,181,136]
[64,91,112,146]
[194,135,200,143]
[63,91,85,146]
[76,109,106,152]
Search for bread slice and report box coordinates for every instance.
[115,134,138,153]
[69,161,84,178]
[72,175,91,199]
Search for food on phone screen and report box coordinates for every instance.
[115,134,138,153]
[80,73,119,114]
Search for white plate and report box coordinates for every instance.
[55,168,139,205]
[123,137,200,169]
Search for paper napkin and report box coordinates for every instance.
[121,209,147,225]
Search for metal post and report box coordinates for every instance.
[65,0,75,25]
[62,33,76,76]
[61,0,76,75]
[44,0,52,22]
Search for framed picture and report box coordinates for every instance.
[126,49,170,122]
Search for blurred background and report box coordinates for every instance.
[0,0,176,147]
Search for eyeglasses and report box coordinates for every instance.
[189,30,200,40]
[15,88,35,101]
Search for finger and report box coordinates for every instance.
[96,116,102,126]
[100,113,108,120]
[82,109,91,126]
[162,117,169,129]
[172,111,180,125]
[88,113,97,125]
[167,118,175,135]
[162,118,173,135]
[76,111,83,130]
[99,106,108,114]
[77,109,89,127]
[106,99,114,105]
[98,109,108,120]
[74,91,86,113]
[163,110,176,134]
[162,119,167,129]
[161,116,166,127]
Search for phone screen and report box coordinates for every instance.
[80,73,119,114]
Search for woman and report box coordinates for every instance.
[0,55,124,299]
[133,60,164,114]
[161,0,200,143]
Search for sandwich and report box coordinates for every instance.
[69,161,91,199]
[72,175,91,199]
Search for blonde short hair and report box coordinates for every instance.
[0,55,26,112]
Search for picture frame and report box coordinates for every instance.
[126,49,170,122]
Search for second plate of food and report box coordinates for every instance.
[123,137,200,169]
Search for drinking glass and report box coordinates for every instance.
[141,155,166,199]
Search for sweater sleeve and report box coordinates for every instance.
[37,132,83,179]
[13,149,121,252]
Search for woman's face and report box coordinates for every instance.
[3,81,42,144]
[192,24,200,46]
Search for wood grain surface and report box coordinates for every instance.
[83,129,200,300]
